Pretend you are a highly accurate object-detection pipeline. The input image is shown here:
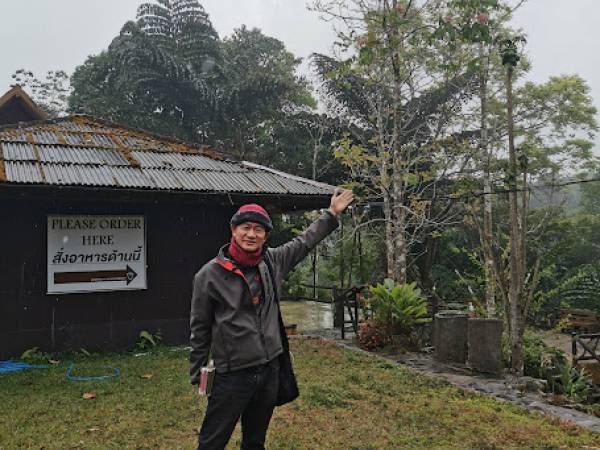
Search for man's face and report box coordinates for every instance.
[231,222,268,252]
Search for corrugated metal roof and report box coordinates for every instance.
[277,177,325,195]
[37,146,128,166]
[91,133,117,148]
[142,168,184,190]
[42,164,115,186]
[32,131,60,145]
[244,171,288,194]
[0,116,333,197]
[132,151,243,172]
[181,154,244,172]
[110,166,155,188]
[174,170,213,191]
[2,142,36,161]
[0,131,27,142]
[5,161,43,183]
[63,133,86,146]
[202,172,262,193]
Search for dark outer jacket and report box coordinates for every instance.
[189,210,339,384]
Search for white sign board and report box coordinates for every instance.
[47,215,147,294]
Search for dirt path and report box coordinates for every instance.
[543,331,573,356]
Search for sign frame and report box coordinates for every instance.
[47,214,148,295]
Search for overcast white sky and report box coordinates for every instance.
[1,0,599,147]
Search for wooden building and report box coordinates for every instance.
[0,87,332,358]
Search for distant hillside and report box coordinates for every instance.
[529,182,581,213]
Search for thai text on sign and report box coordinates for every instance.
[47,215,147,294]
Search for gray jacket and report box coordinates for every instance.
[189,210,339,384]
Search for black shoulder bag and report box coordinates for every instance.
[264,255,300,406]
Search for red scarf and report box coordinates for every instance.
[228,237,263,267]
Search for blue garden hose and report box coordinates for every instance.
[0,361,49,374]
[65,363,120,381]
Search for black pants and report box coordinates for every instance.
[197,359,280,450]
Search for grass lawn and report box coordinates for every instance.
[1,338,599,449]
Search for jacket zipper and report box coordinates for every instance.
[219,327,232,372]
[236,268,270,362]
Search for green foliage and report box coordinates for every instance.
[368,280,428,333]
[497,36,525,68]
[501,331,565,378]
[434,0,503,45]
[551,360,592,402]
[135,330,162,352]
[521,334,546,377]
[579,172,600,214]
[11,69,70,117]
[504,332,591,403]
[534,212,600,323]
[19,347,51,363]
[542,265,600,317]
[69,0,315,165]
[430,228,485,306]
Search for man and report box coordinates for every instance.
[189,189,354,450]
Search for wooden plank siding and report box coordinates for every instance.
[0,194,233,358]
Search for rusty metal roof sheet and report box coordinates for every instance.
[0,116,334,197]
[0,130,27,142]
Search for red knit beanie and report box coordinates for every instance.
[230,204,273,231]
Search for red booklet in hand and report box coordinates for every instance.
[198,360,215,396]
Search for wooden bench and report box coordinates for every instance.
[573,333,600,364]
[561,308,598,334]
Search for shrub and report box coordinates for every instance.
[368,279,428,335]
[501,331,566,379]
[20,347,51,363]
[547,360,592,402]
[135,330,162,352]
[357,319,390,350]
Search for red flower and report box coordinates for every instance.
[477,13,490,24]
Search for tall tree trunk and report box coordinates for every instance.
[390,0,407,284]
[480,43,495,318]
[420,233,440,313]
[384,199,395,280]
[311,141,320,300]
[506,66,524,375]
[393,202,408,284]
[312,247,318,301]
[376,95,395,281]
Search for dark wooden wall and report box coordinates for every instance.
[0,194,233,358]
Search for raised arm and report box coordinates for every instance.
[269,189,354,278]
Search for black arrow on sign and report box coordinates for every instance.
[54,265,138,285]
